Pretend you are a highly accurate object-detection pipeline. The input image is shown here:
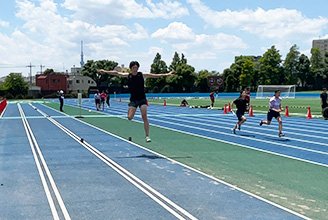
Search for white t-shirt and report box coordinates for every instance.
[269,96,282,110]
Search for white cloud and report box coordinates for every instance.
[152,22,247,51]
[61,0,189,24]
[0,19,10,28]
[151,22,195,43]
[187,0,328,40]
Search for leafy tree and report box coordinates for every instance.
[258,46,283,85]
[194,70,213,92]
[284,44,300,85]
[3,73,29,97]
[310,47,325,89]
[240,58,256,88]
[43,68,54,75]
[166,52,196,92]
[222,68,236,92]
[169,52,181,71]
[224,56,252,91]
[145,53,168,92]
[297,54,311,87]
[323,51,328,87]
[82,60,118,87]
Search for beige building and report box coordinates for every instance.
[67,67,96,93]
[312,39,328,54]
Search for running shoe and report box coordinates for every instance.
[146,136,152,142]
[259,120,263,126]
[231,129,236,134]
[279,133,285,137]
[238,124,241,130]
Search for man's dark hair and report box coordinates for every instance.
[323,88,327,91]
[274,89,281,94]
[129,61,140,69]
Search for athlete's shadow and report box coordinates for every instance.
[236,132,256,137]
[264,137,290,142]
[117,154,192,160]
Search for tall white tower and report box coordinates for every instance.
[80,41,84,68]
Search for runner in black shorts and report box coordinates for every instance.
[231,90,248,134]
[98,61,174,142]
[260,90,285,137]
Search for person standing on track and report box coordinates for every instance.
[210,91,215,108]
[106,90,110,108]
[320,88,327,119]
[59,90,64,112]
[260,90,285,137]
[100,90,107,110]
[244,88,251,112]
[94,90,101,111]
[97,61,174,142]
[231,90,248,134]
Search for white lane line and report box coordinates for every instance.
[39,103,314,220]
[31,103,197,220]
[197,114,328,139]
[150,115,328,155]
[19,104,71,220]
[98,106,328,156]
[17,104,60,220]
[176,115,328,147]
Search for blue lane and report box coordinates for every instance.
[34,103,307,220]
[19,103,177,220]
[89,101,328,166]
[0,104,53,220]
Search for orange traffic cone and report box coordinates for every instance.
[306,107,312,119]
[284,106,290,117]
[223,104,228,114]
[119,98,121,102]
[164,99,166,106]
[248,105,254,116]
[228,103,232,112]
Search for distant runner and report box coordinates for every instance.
[231,90,248,134]
[260,90,285,137]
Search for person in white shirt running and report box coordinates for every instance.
[260,90,285,137]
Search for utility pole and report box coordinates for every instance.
[26,63,35,86]
[40,64,45,74]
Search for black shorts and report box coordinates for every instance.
[236,110,245,121]
[95,99,100,104]
[101,98,105,103]
[128,99,147,108]
[267,110,280,121]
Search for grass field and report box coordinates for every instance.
[148,97,323,118]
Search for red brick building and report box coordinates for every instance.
[36,74,68,94]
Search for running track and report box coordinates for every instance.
[0,100,324,219]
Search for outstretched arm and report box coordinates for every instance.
[143,70,175,79]
[97,69,129,77]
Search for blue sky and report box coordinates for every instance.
[0,0,328,78]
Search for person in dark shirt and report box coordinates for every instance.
[321,88,328,119]
[181,98,189,107]
[231,90,248,134]
[209,91,215,108]
[59,90,64,112]
[98,61,174,142]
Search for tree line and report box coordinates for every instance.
[83,45,328,93]
[224,45,328,92]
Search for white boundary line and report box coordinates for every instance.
[39,102,314,220]
[31,103,197,220]
[97,105,328,159]
[19,104,71,220]
[18,104,60,220]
